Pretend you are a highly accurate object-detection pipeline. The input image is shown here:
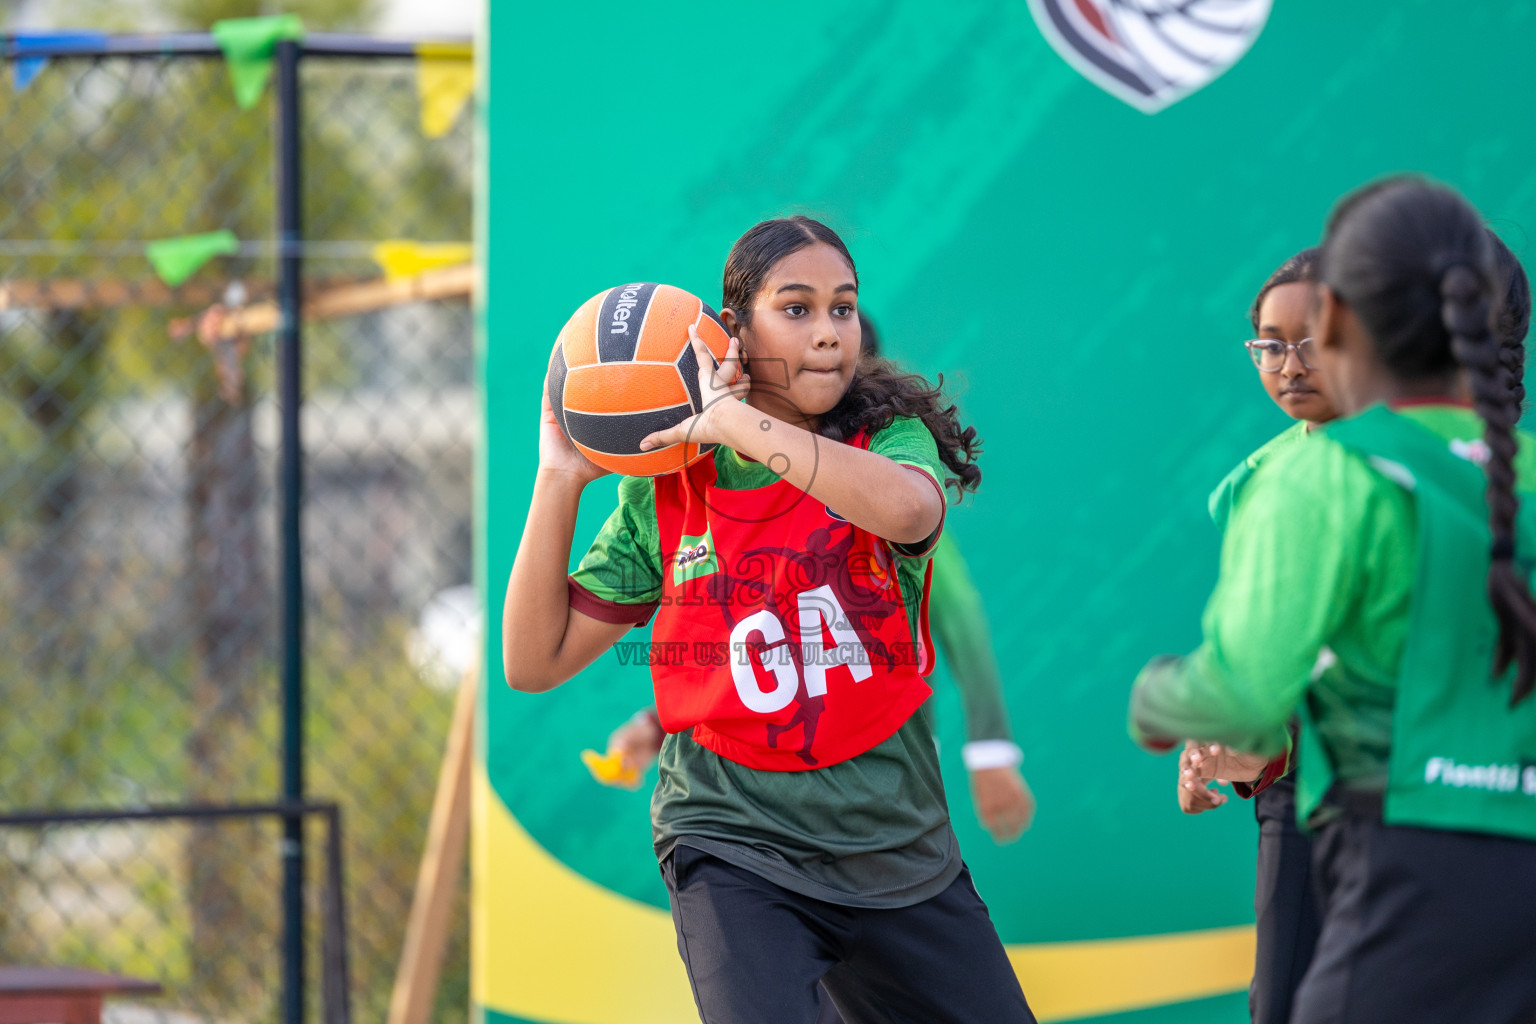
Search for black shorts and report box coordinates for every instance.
[661,844,1036,1024]
[1250,775,1321,1024]
[1291,803,1536,1024]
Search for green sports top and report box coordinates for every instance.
[1207,419,1310,533]
[571,415,962,908]
[928,532,1014,746]
[1131,404,1536,804]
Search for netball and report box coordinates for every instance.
[546,282,733,476]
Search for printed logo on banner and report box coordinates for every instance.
[1027,0,1272,114]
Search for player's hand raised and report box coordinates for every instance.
[638,326,750,452]
[539,342,610,484]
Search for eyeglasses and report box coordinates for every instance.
[1245,338,1317,372]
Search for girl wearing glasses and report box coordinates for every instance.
[1131,177,1536,1023]
[1178,248,1335,1024]
[1208,248,1337,530]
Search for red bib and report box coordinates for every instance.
[651,435,935,771]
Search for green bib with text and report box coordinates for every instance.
[1305,406,1536,840]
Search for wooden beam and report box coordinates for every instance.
[386,649,478,1024]
[197,263,475,339]
[0,274,380,314]
[0,277,266,312]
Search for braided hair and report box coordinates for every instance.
[1488,230,1530,414]
[1321,177,1536,704]
[722,217,982,495]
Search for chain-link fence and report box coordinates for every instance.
[1,35,475,1024]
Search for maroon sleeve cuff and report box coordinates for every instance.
[1233,751,1291,799]
[891,465,948,558]
[567,577,658,627]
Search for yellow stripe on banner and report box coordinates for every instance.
[1009,926,1255,1020]
[473,767,1255,1023]
[415,42,474,138]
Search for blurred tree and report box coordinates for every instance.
[46,0,384,33]
[160,0,384,31]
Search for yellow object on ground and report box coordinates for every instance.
[580,748,642,790]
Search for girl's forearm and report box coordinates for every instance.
[716,403,941,544]
[502,469,588,691]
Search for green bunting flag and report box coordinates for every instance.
[145,230,240,287]
[211,14,305,110]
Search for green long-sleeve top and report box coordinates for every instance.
[1130,404,1531,792]
[928,532,1014,744]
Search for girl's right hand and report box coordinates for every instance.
[636,327,750,452]
[540,344,610,484]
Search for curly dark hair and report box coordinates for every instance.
[722,216,981,495]
[1321,176,1536,704]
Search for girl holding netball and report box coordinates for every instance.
[586,311,1035,845]
[1131,177,1536,1022]
[504,216,1034,1024]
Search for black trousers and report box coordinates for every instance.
[1290,804,1536,1024]
[661,844,1036,1024]
[1250,776,1321,1024]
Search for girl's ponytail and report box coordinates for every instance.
[1442,264,1536,704]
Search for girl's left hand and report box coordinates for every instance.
[969,766,1036,844]
[638,326,750,452]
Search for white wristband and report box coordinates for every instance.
[962,740,1023,771]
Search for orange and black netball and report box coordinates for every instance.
[547,282,733,476]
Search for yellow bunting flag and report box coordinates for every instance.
[370,240,474,283]
[415,42,474,139]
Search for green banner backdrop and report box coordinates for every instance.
[475,2,1536,1020]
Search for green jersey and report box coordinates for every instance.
[1207,419,1310,532]
[928,533,1014,745]
[571,416,961,908]
[1131,404,1536,797]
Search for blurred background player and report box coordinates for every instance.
[584,312,1036,846]
[1181,229,1531,1024]
[1177,248,1334,1024]
[1132,177,1536,1023]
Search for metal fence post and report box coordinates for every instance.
[275,36,307,1024]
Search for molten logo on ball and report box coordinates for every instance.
[607,282,647,336]
[548,282,732,477]
[1028,0,1271,113]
